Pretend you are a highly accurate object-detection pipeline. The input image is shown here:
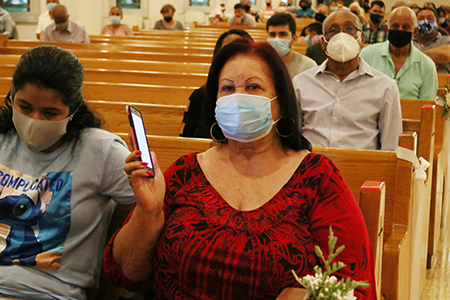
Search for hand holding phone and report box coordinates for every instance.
[126,105,155,177]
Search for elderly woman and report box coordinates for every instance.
[0,46,135,299]
[104,39,376,300]
[101,6,133,36]
[153,4,184,31]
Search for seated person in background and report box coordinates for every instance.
[409,2,421,14]
[104,38,377,300]
[329,1,338,12]
[101,6,133,36]
[153,4,184,31]
[181,29,254,139]
[286,0,297,13]
[362,0,388,44]
[360,7,438,99]
[349,2,368,23]
[208,0,232,23]
[413,7,450,74]
[294,9,402,150]
[437,7,450,33]
[362,0,371,13]
[314,4,330,22]
[36,0,59,40]
[295,0,315,18]
[0,0,13,39]
[304,22,328,65]
[0,45,135,299]
[305,21,323,46]
[242,0,260,22]
[43,5,90,43]
[277,2,289,13]
[260,0,276,22]
[267,13,317,79]
[424,2,436,9]
[228,3,256,26]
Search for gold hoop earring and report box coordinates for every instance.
[275,116,296,138]
[210,122,227,143]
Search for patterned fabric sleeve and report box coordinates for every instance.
[306,154,377,300]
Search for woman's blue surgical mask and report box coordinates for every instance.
[215,93,278,143]
[110,16,121,25]
[418,20,437,35]
[267,37,292,57]
[47,3,57,10]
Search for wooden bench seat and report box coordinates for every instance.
[0,47,214,63]
[0,64,207,87]
[0,55,211,74]
[87,100,185,136]
[0,77,195,106]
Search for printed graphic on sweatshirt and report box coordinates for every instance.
[0,164,72,270]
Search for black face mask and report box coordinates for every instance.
[369,13,384,24]
[314,12,326,22]
[388,30,412,48]
[164,16,173,22]
[266,3,271,6]
[351,10,358,15]
[244,5,250,12]
[301,5,309,10]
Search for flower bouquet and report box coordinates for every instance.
[436,85,450,119]
[292,227,370,300]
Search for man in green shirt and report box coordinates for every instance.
[360,6,438,100]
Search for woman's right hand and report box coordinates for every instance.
[124,151,165,213]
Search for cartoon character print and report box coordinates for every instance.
[0,179,53,267]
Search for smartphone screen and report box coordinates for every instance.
[127,105,154,174]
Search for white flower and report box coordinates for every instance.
[342,290,356,300]
[436,97,444,106]
[446,91,450,103]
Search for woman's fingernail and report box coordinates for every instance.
[136,150,142,155]
[146,170,153,176]
[141,162,148,166]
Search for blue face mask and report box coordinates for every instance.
[47,3,57,10]
[110,16,121,25]
[215,93,278,143]
[305,35,311,46]
[418,20,438,35]
[267,37,292,57]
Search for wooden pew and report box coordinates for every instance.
[401,99,445,270]
[0,47,214,63]
[0,77,195,106]
[438,73,449,88]
[0,64,207,87]
[0,54,212,74]
[87,100,185,136]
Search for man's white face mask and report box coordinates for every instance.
[324,32,362,63]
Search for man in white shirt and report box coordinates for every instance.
[36,0,59,40]
[293,9,402,150]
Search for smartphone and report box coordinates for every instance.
[126,105,154,177]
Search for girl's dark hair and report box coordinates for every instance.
[213,29,254,57]
[204,39,311,152]
[0,45,101,146]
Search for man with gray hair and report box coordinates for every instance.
[360,6,438,99]
[43,4,90,43]
[293,9,402,150]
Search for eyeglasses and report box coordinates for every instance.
[325,26,360,38]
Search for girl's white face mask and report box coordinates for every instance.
[324,32,362,63]
[12,106,72,152]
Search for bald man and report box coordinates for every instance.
[293,9,402,151]
[360,6,438,99]
[36,0,59,40]
[43,5,90,43]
